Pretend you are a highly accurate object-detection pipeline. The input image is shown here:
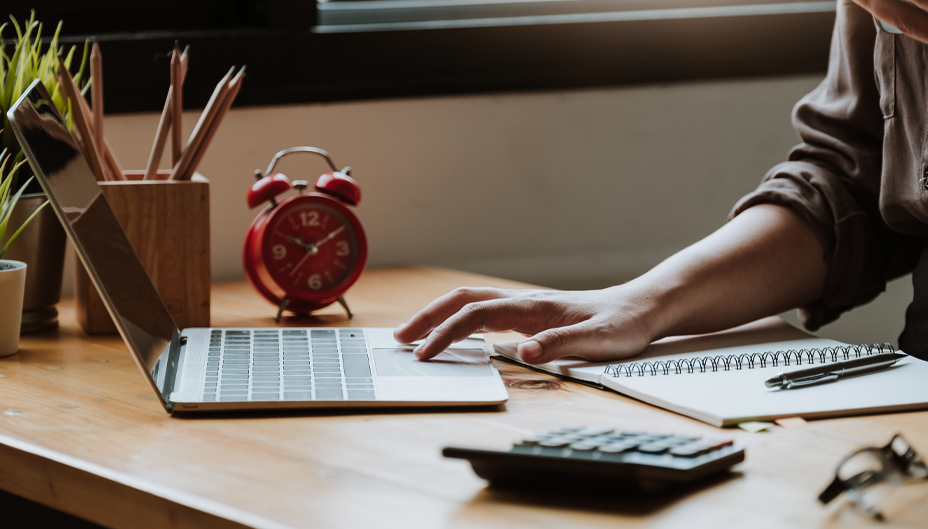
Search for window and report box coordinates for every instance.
[10,0,835,113]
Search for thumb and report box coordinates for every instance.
[517,322,603,364]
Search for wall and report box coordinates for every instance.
[66,73,910,346]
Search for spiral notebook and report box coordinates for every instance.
[491,317,928,427]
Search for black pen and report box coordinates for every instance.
[764,353,906,390]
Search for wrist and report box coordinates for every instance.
[607,274,682,344]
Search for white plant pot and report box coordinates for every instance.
[0,260,27,357]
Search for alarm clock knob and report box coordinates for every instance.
[247,173,292,209]
[315,171,362,206]
[292,180,310,194]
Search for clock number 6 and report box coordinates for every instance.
[308,274,323,290]
[336,241,350,257]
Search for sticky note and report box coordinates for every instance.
[738,421,776,433]
[775,417,808,429]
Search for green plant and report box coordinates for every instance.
[0,11,90,193]
[0,148,47,260]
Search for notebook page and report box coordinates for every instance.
[602,346,928,426]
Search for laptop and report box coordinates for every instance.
[8,80,509,413]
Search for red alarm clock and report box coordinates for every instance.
[243,147,367,321]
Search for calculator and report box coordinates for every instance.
[443,425,744,493]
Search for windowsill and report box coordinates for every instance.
[315,0,835,32]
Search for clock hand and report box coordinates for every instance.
[288,251,313,278]
[313,225,346,249]
[285,235,307,247]
[286,226,344,279]
[284,235,316,253]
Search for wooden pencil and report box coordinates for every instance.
[91,43,104,162]
[58,57,108,182]
[70,69,122,181]
[168,67,234,181]
[175,66,245,181]
[144,46,188,180]
[170,42,183,166]
[180,45,189,79]
[144,89,174,180]
[102,139,124,179]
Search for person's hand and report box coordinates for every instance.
[393,286,660,365]
[853,0,928,44]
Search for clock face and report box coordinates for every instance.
[262,200,361,298]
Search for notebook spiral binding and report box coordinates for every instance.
[604,343,896,378]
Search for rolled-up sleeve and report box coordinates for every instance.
[730,1,920,329]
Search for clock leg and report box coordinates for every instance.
[336,296,354,319]
[275,296,291,323]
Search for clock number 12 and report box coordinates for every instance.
[300,211,321,227]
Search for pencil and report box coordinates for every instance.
[180,45,189,79]
[71,68,122,181]
[144,89,174,180]
[102,139,124,179]
[176,65,245,181]
[168,67,234,181]
[145,46,188,180]
[170,41,183,166]
[58,57,108,182]
[91,43,104,163]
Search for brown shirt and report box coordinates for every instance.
[731,0,928,341]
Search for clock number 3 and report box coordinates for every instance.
[300,211,321,227]
[336,241,350,257]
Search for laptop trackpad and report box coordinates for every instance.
[373,348,493,377]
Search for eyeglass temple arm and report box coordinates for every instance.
[818,477,846,504]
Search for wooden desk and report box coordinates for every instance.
[2,267,926,528]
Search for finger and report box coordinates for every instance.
[413,297,542,360]
[393,287,511,344]
[855,0,928,45]
[517,320,643,365]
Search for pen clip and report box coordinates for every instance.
[784,372,839,389]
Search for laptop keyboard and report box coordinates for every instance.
[202,329,376,402]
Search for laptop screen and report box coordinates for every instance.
[7,80,180,409]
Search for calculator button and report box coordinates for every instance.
[648,433,674,440]
[637,443,672,454]
[586,434,616,445]
[704,438,734,450]
[518,434,548,446]
[664,436,697,446]
[568,441,599,451]
[598,442,636,453]
[539,437,575,447]
[669,443,711,457]
[549,426,582,435]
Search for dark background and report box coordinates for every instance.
[4,0,834,114]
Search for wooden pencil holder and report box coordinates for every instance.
[75,171,210,335]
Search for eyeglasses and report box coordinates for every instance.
[819,434,928,520]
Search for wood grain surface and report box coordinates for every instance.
[3,267,927,529]
[75,173,210,334]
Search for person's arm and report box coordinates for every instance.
[853,0,928,44]
[395,203,827,365]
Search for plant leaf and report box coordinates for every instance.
[0,199,47,259]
